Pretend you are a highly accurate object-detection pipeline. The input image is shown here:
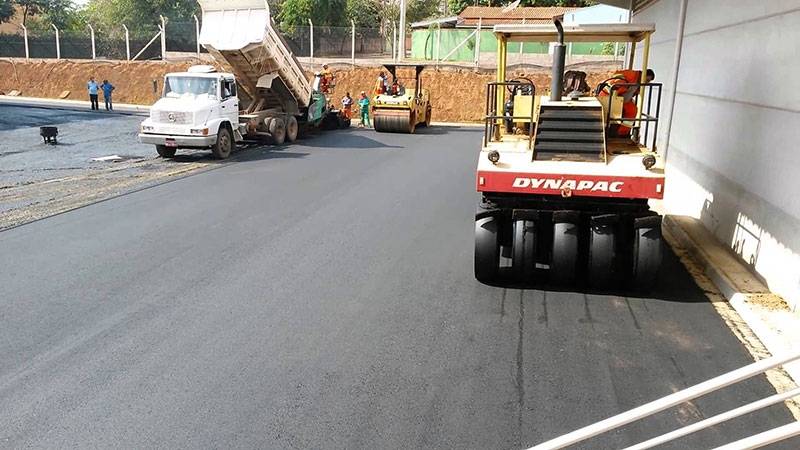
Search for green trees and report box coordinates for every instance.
[0,0,15,24]
[278,0,442,29]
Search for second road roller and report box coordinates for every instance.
[373,64,432,134]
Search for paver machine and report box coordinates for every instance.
[373,64,432,133]
[474,20,665,289]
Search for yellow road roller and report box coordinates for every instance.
[373,64,432,134]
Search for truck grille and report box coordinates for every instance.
[152,110,193,125]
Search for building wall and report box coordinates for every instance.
[634,0,800,309]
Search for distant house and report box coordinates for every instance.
[456,6,579,27]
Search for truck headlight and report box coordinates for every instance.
[190,128,209,135]
[141,125,154,132]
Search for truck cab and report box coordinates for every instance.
[139,65,241,159]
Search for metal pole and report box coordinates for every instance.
[474,17,482,66]
[87,24,95,59]
[392,21,397,61]
[20,24,29,60]
[435,24,441,67]
[398,0,406,61]
[123,24,130,61]
[308,19,313,62]
[519,18,525,62]
[662,0,688,163]
[351,19,355,66]
[51,24,60,60]
[194,15,200,59]
[159,15,167,61]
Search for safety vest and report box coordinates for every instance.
[600,70,642,97]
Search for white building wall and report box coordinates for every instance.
[634,0,800,309]
[564,4,630,24]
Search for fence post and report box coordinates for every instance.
[194,14,201,59]
[19,24,29,60]
[392,21,397,61]
[308,19,313,62]
[519,18,525,62]
[159,15,167,61]
[87,24,95,59]
[474,17,482,67]
[351,19,355,66]
[51,24,60,60]
[122,24,130,61]
[435,24,441,68]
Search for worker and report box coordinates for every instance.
[597,69,655,137]
[375,71,388,95]
[358,91,370,128]
[341,92,353,120]
[320,64,334,93]
[87,77,99,110]
[101,79,115,111]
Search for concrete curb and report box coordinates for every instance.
[663,215,800,384]
[0,95,149,115]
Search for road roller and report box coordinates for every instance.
[373,64,432,134]
[475,20,665,290]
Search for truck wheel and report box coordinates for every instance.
[286,116,299,142]
[269,118,286,145]
[156,145,176,158]
[211,126,233,159]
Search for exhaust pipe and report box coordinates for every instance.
[550,18,566,101]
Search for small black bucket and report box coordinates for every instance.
[40,126,58,145]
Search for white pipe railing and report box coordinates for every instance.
[122,24,130,61]
[439,28,477,63]
[307,19,314,62]
[131,30,162,61]
[713,420,800,450]
[529,349,800,450]
[51,24,60,60]
[350,19,355,66]
[87,24,95,59]
[194,15,201,58]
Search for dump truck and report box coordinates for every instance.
[474,20,664,290]
[373,64,432,134]
[139,0,335,158]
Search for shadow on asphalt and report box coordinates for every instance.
[479,246,709,303]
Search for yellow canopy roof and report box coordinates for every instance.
[493,23,655,43]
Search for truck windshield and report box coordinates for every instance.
[163,76,218,99]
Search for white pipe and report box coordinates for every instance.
[440,28,477,62]
[122,24,130,61]
[625,387,800,450]
[392,21,397,61]
[712,421,800,450]
[51,24,60,60]
[661,0,688,161]
[519,18,525,60]
[398,0,406,61]
[87,24,95,59]
[529,349,800,450]
[19,24,29,60]
[435,23,441,67]
[351,19,355,66]
[159,15,167,61]
[194,15,200,58]
[307,19,313,62]
[132,30,162,61]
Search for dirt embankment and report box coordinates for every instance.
[0,59,618,122]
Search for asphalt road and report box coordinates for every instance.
[0,127,796,449]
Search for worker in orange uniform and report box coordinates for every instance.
[598,69,655,137]
[319,64,334,93]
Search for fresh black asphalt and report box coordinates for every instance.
[0,123,797,449]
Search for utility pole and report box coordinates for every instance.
[398,0,406,61]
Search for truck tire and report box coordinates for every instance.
[211,126,233,159]
[269,117,286,145]
[156,145,176,158]
[286,116,299,142]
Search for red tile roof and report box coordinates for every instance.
[457,6,579,26]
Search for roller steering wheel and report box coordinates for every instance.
[506,77,535,96]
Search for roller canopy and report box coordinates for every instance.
[198,0,271,51]
[493,23,655,43]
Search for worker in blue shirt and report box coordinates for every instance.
[87,77,99,110]
[101,80,115,111]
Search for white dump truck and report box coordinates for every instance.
[139,0,333,159]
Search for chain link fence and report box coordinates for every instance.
[0,21,202,60]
